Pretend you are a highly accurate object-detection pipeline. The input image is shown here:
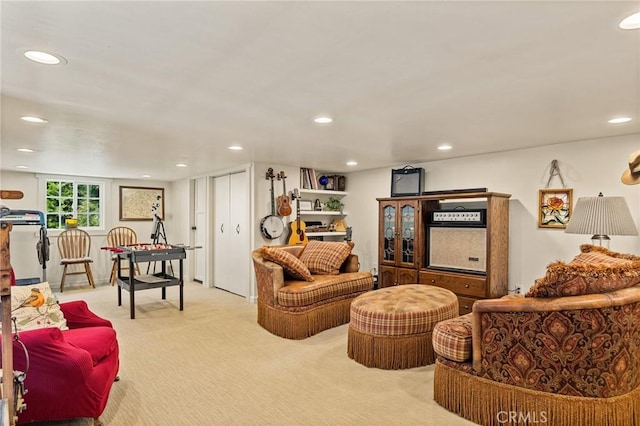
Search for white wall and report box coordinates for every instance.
[169,179,193,282]
[3,133,638,296]
[252,162,302,247]
[345,134,640,293]
[0,170,172,286]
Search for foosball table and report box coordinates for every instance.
[116,243,186,319]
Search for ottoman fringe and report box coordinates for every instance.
[258,297,354,340]
[347,327,434,369]
[433,359,640,426]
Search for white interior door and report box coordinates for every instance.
[213,171,249,298]
[194,177,206,282]
[214,175,231,291]
[228,171,249,297]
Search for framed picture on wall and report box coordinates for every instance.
[538,188,573,228]
[298,200,313,211]
[119,186,164,221]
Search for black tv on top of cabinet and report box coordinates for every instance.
[391,166,424,197]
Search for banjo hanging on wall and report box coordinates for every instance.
[260,168,285,240]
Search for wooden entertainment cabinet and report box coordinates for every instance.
[377,191,510,315]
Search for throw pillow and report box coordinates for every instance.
[4,282,68,332]
[572,251,633,267]
[260,246,314,281]
[579,244,640,262]
[525,247,640,298]
[298,240,353,275]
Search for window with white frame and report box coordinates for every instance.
[45,179,104,230]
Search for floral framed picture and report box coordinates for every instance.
[538,188,573,228]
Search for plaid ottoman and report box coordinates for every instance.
[347,284,458,369]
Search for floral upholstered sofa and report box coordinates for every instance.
[432,245,640,426]
[251,240,374,339]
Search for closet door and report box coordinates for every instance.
[229,171,249,297]
[213,171,249,298]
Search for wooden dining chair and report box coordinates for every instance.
[57,228,95,292]
[107,226,139,285]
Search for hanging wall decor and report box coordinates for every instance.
[119,186,164,221]
[538,160,572,228]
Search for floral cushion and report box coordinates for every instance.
[526,245,640,298]
[259,246,313,282]
[4,282,68,332]
[298,240,354,275]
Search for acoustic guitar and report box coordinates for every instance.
[288,189,308,245]
[276,171,292,217]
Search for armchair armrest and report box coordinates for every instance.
[60,300,113,329]
[470,286,640,397]
[341,254,360,273]
[251,251,285,306]
[12,327,96,384]
[471,288,640,371]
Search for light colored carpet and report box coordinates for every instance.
[27,281,475,426]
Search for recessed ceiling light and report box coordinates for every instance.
[176,163,188,167]
[228,145,243,151]
[346,161,358,166]
[16,165,29,169]
[608,117,632,124]
[438,144,453,151]
[17,148,35,153]
[620,12,640,30]
[142,174,151,178]
[24,50,66,65]
[314,116,333,124]
[21,116,48,123]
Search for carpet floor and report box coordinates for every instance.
[24,280,474,426]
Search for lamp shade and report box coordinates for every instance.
[565,193,638,237]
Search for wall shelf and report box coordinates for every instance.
[299,189,347,197]
[300,210,345,216]
[307,231,347,237]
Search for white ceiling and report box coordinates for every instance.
[1,1,639,182]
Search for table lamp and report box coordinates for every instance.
[565,192,638,248]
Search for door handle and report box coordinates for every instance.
[236,224,240,234]
[220,224,224,233]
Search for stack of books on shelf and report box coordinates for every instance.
[300,168,347,191]
[300,167,319,189]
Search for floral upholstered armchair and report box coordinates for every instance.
[432,245,640,426]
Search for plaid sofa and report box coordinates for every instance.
[252,245,374,339]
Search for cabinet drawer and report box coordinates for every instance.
[457,296,478,315]
[419,271,486,298]
[379,266,418,288]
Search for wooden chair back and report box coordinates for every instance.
[57,228,92,259]
[107,226,137,248]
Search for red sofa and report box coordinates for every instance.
[3,300,119,425]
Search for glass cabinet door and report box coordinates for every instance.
[399,203,415,265]
[382,204,396,262]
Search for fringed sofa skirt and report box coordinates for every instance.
[434,358,640,426]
